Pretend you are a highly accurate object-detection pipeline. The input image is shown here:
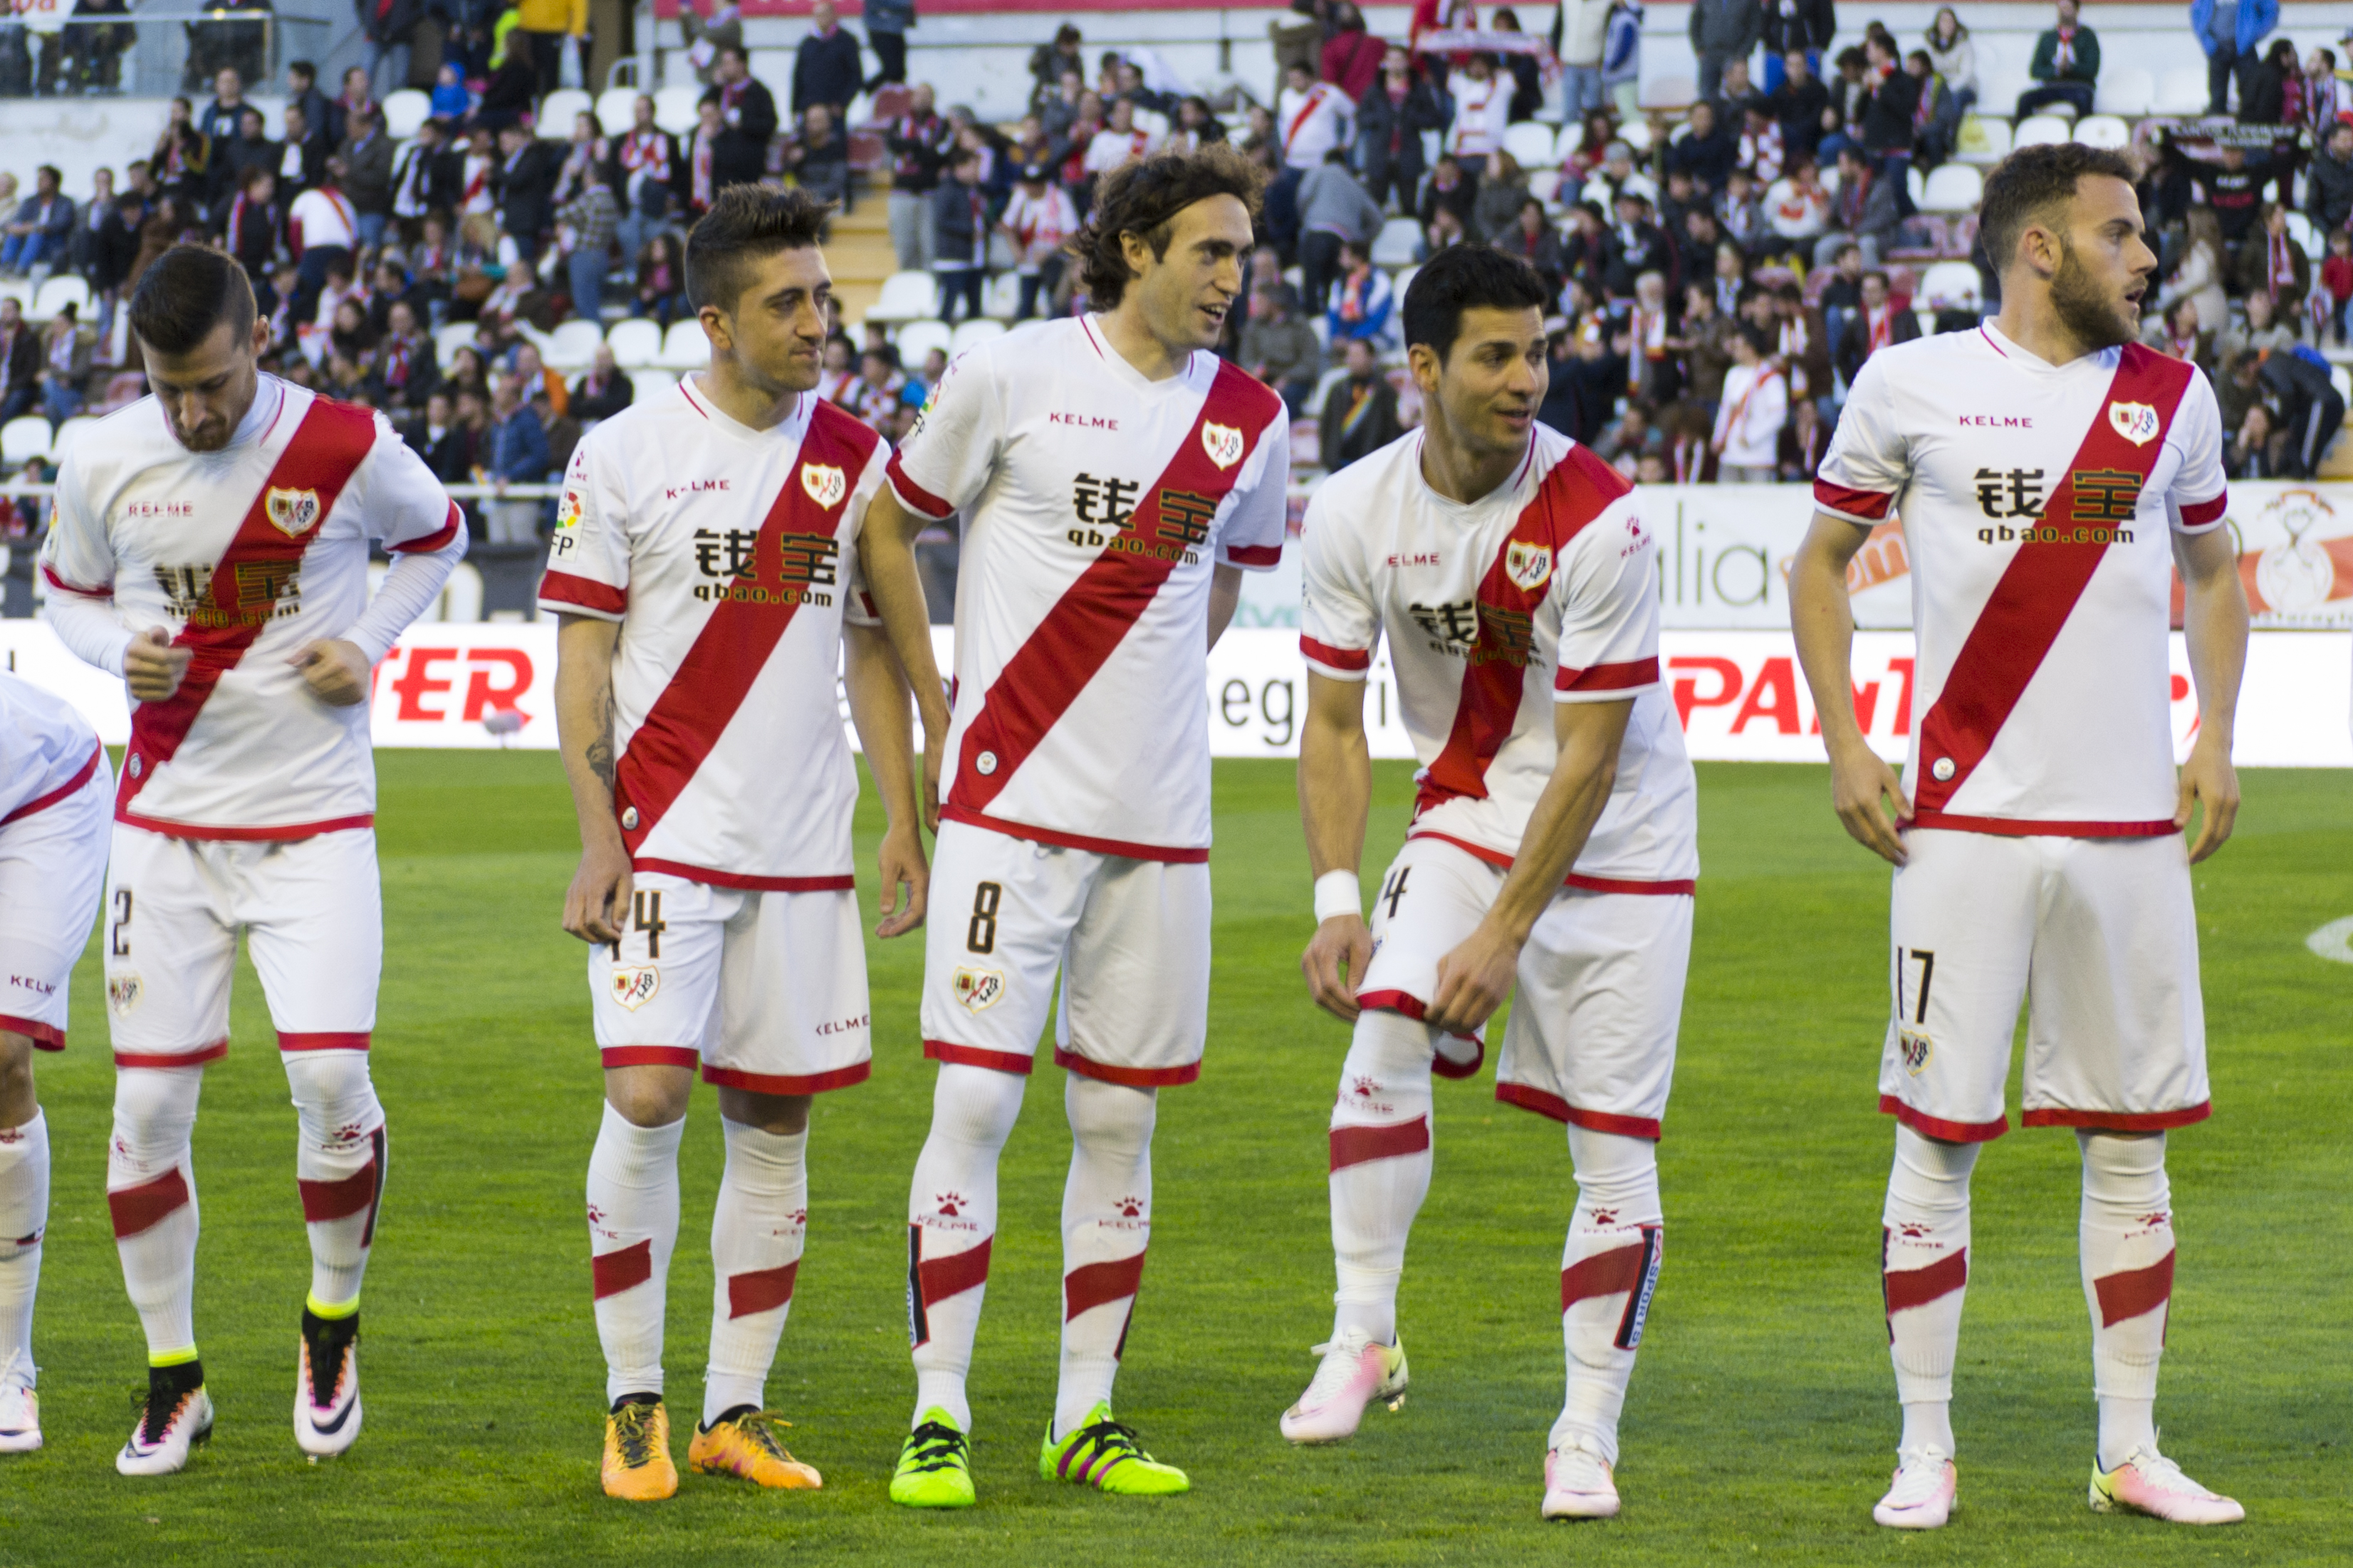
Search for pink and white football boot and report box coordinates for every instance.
[1873,1447,1957,1528]
[1541,1436,1620,1520]
[1278,1328,1407,1444]
[2089,1446,2244,1525]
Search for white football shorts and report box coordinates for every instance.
[590,870,872,1095]
[1878,827,2209,1141]
[103,824,382,1067]
[1358,834,1691,1138]
[919,820,1211,1087]
[0,755,113,1050]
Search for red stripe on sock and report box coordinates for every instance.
[299,1160,378,1222]
[1329,1116,1430,1173]
[1884,1245,1968,1314]
[1063,1250,1147,1320]
[1561,1240,1647,1310]
[591,1238,654,1299]
[2094,1249,2175,1327]
[727,1259,800,1318]
[918,1236,991,1307]
[107,1168,190,1238]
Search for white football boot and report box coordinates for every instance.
[295,1311,363,1457]
[1541,1436,1621,1520]
[0,1349,38,1452]
[1874,1446,1958,1528]
[118,1382,213,1476]
[2089,1445,2244,1525]
[1278,1328,1407,1443]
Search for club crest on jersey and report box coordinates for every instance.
[951,966,1005,1013]
[265,486,322,536]
[1201,422,1244,470]
[610,966,659,1010]
[799,462,847,508]
[1503,540,1554,592]
[2107,401,2159,446]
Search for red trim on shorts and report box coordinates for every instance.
[538,569,628,615]
[701,1060,872,1096]
[600,1045,701,1072]
[1879,1094,2009,1142]
[924,1039,1034,1076]
[1908,812,2179,839]
[1561,1240,1649,1308]
[1225,543,1283,568]
[2020,1102,2211,1133]
[1813,479,1894,521]
[1495,1082,1664,1139]
[114,1038,229,1070]
[1403,830,1696,894]
[2093,1250,2176,1326]
[108,1167,191,1238]
[1064,1251,1147,1319]
[1051,1045,1200,1087]
[0,1016,63,1052]
[1300,635,1372,671]
[728,1260,800,1318]
[1329,1116,1430,1172]
[592,1238,654,1299]
[1,746,100,825]
[278,1031,370,1052]
[116,812,376,841]
[1884,1247,1969,1313]
[941,804,1211,864]
[1352,988,1482,1049]
[631,859,857,892]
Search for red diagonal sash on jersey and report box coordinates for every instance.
[1416,446,1629,816]
[1910,346,2192,817]
[118,397,378,819]
[615,402,880,851]
[946,359,1278,818]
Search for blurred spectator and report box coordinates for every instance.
[341,108,395,251]
[999,162,1078,320]
[1814,145,1896,268]
[0,298,36,421]
[2154,207,2228,330]
[1675,280,1737,410]
[152,99,209,210]
[1417,152,1479,235]
[1772,281,1831,401]
[2194,0,2275,115]
[392,118,457,234]
[929,147,987,323]
[793,1,865,119]
[1858,35,1918,202]
[781,104,852,210]
[281,101,331,196]
[1924,9,1976,115]
[1,167,73,275]
[1240,284,1322,412]
[2303,47,2341,137]
[573,345,632,422]
[2320,226,2353,345]
[1760,157,1827,261]
[2228,400,2283,476]
[37,303,86,423]
[199,67,249,146]
[1834,268,1919,386]
[1559,0,1612,122]
[2259,347,2344,476]
[2019,0,2099,118]
[1711,324,1787,481]
[1446,53,1511,174]
[556,163,617,320]
[849,343,907,432]
[1688,0,1762,102]
[1778,392,1828,478]
[1602,0,1643,119]
[1669,100,1738,193]
[2147,295,2212,366]
[865,0,913,90]
[1602,189,1669,298]
[224,165,282,278]
[288,158,358,308]
[635,231,687,323]
[494,122,560,263]
[485,375,549,543]
[1322,1,1384,100]
[359,0,422,101]
[1763,0,1836,91]
[1492,8,1548,120]
[430,62,472,122]
[1472,150,1530,240]
[1712,56,1763,125]
[2233,200,2307,315]
[516,0,588,100]
[885,83,949,271]
[1326,239,1397,350]
[375,298,435,410]
[1496,196,1565,271]
[2217,286,2297,361]
[1028,23,1086,110]
[1355,48,1442,214]
[711,48,778,189]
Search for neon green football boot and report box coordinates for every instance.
[1039,1403,1190,1496]
[889,1408,976,1508]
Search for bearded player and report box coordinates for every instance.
[39,246,464,1473]
[1790,143,2248,1529]
[1286,246,1696,1519]
[543,187,930,1502]
[857,144,1291,1507]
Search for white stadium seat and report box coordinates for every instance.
[1906,164,1926,209]
[1639,74,1695,110]
[2286,211,2321,258]
[980,271,1023,320]
[1955,114,2012,167]
[1619,117,1653,152]
[1369,216,1421,268]
[2096,68,2154,117]
[538,88,594,134]
[658,319,709,370]
[1919,261,1982,312]
[1392,264,1419,308]
[2,417,51,469]
[1528,168,1562,205]
[2154,67,2209,117]
[654,84,704,135]
[605,318,664,368]
[2073,115,2131,150]
[597,87,646,133]
[2013,115,2071,149]
[866,270,939,323]
[434,321,481,364]
[949,318,1006,357]
[628,370,679,404]
[31,273,88,320]
[383,89,431,138]
[542,318,604,370]
[1919,164,1983,215]
[1503,120,1557,169]
[896,318,953,368]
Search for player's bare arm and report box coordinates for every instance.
[842,622,929,936]
[1426,697,1634,1035]
[122,625,194,703]
[553,613,632,944]
[1790,511,1911,866]
[288,638,372,706]
[857,482,951,830]
[1298,671,1374,1021]
[2173,524,2249,862]
[1206,563,1244,649]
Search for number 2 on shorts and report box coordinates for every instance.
[966,881,1002,954]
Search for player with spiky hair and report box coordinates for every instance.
[1792,142,2249,1530]
[859,142,1292,1507]
[39,245,465,1474]
[546,184,932,1502]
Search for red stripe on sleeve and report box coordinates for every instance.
[38,562,109,598]
[1224,543,1282,567]
[538,570,628,614]
[1813,479,1894,520]
[391,501,464,554]
[1063,1251,1147,1319]
[1300,635,1371,671]
[1555,657,1661,693]
[1883,1245,1968,1314]
[1,745,100,826]
[2178,491,2227,528]
[885,448,955,519]
[2093,1250,2174,1327]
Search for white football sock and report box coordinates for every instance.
[283,1051,387,1313]
[704,1118,808,1426]
[1882,1125,1978,1455]
[1550,1125,1664,1465]
[0,1111,48,1378]
[2079,1130,2171,1470]
[1326,1009,1436,1347]
[1055,1073,1156,1440]
[107,1067,205,1361]
[587,1102,684,1406]
[906,1063,1024,1431]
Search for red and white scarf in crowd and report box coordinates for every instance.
[692,130,716,209]
[1778,315,1810,396]
[620,128,672,184]
[2269,230,2298,294]
[461,151,493,214]
[1866,303,1894,354]
[1627,302,1668,394]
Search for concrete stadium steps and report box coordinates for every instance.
[827,195,898,328]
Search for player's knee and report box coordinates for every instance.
[1334,1008,1438,1118]
[110,1065,202,1161]
[0,1035,33,1124]
[931,1062,1026,1150]
[2079,1129,2169,1209]
[1064,1072,1155,1157]
[715,1087,809,1136]
[1567,1125,1661,1221]
[283,1050,384,1142]
[602,1065,692,1129]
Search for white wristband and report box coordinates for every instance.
[1313,869,1363,924]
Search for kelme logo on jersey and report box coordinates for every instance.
[610,966,659,1010]
[1201,422,1244,469]
[2107,401,2160,446]
[265,486,323,536]
[951,966,1005,1013]
[1503,540,1554,592]
[800,462,847,508]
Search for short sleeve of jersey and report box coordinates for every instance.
[1813,353,1908,525]
[359,415,463,554]
[1553,495,1663,703]
[538,440,629,620]
[2165,369,2228,532]
[885,347,1001,521]
[1215,417,1293,573]
[842,436,891,628]
[37,451,113,599]
[1297,484,1379,680]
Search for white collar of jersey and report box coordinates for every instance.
[1078,313,1211,398]
[679,373,813,444]
[1978,320,2120,376]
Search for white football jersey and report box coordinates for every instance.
[39,377,461,837]
[539,379,887,888]
[887,315,1292,861]
[1815,325,2227,832]
[0,671,104,823]
[1300,427,1698,889]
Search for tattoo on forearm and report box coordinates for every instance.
[587,683,615,792]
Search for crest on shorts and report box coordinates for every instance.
[799,462,847,508]
[1504,540,1554,593]
[106,973,142,1015]
[1899,1028,1932,1076]
[951,966,1004,1013]
[265,486,323,537]
[1201,422,1244,470]
[610,966,659,1010]
[2107,401,2159,447]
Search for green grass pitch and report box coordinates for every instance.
[0,753,2346,1566]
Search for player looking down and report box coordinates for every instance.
[1791,142,2250,1530]
[1288,245,1698,1520]
[543,186,930,1502]
[38,245,465,1474]
[857,142,1291,1507]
